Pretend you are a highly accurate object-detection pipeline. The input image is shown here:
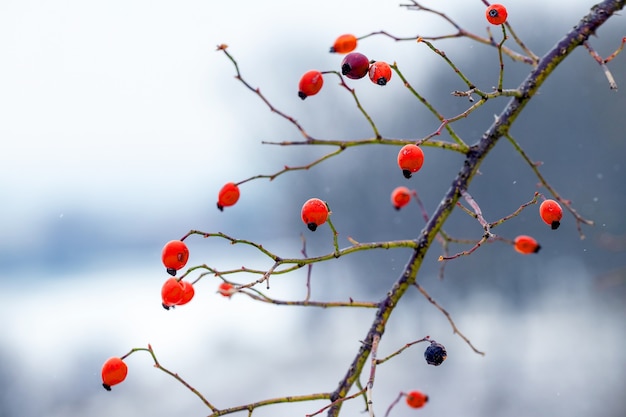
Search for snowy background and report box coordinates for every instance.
[1,1,624,416]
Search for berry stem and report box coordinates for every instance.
[217,45,315,141]
[504,21,540,65]
[374,336,431,365]
[391,62,468,149]
[412,283,485,355]
[324,71,382,139]
[603,36,626,64]
[300,233,313,302]
[121,345,218,412]
[504,133,594,237]
[583,40,619,90]
[209,393,334,417]
[365,334,380,417]
[497,25,507,92]
[418,38,476,90]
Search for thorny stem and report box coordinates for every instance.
[442,192,552,259]
[181,230,420,285]
[365,335,380,417]
[497,25,507,92]
[261,136,466,152]
[391,63,468,148]
[419,38,475,90]
[603,36,626,63]
[324,71,381,138]
[242,289,379,308]
[216,44,314,141]
[504,21,540,64]
[301,234,313,301]
[504,133,594,238]
[375,336,432,364]
[121,345,218,412]
[414,284,485,355]
[583,40,619,89]
[237,148,344,185]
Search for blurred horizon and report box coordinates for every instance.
[1,1,625,417]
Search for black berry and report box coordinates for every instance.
[424,341,447,366]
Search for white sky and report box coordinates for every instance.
[0,0,591,217]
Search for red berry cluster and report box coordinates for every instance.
[160,240,195,309]
[297,33,395,100]
[341,52,392,86]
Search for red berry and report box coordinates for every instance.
[298,70,324,100]
[486,4,508,25]
[101,357,128,391]
[513,235,541,254]
[161,277,184,309]
[330,34,357,54]
[218,282,235,297]
[405,390,428,409]
[177,280,195,305]
[341,52,370,80]
[539,199,563,230]
[397,144,424,178]
[301,198,329,232]
[217,182,240,211]
[391,186,411,210]
[161,240,189,276]
[368,61,392,86]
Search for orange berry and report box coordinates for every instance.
[405,390,428,409]
[217,182,240,211]
[301,198,329,232]
[514,235,541,254]
[101,357,128,391]
[161,240,189,276]
[298,70,324,100]
[218,282,235,297]
[539,199,563,230]
[161,277,184,309]
[397,144,424,178]
[486,4,508,25]
[330,34,357,54]
[391,186,411,210]
[368,61,392,86]
[177,280,195,306]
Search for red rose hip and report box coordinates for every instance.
[301,198,329,231]
[330,34,357,54]
[397,144,424,178]
[368,61,392,86]
[341,52,370,80]
[298,70,324,100]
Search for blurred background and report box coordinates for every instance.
[1,1,624,416]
